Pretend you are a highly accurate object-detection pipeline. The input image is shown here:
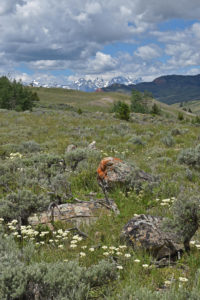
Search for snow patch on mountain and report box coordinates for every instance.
[27,76,142,91]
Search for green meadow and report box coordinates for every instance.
[1,87,200,299]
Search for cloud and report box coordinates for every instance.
[0,0,200,82]
[134,44,162,60]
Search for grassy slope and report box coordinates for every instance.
[172,100,200,114]
[34,86,195,119]
[1,88,200,298]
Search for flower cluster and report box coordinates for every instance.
[8,152,23,159]
[156,197,176,207]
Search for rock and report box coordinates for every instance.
[121,214,184,261]
[88,141,97,150]
[65,144,77,153]
[97,157,156,192]
[28,199,119,228]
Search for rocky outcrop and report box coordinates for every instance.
[28,199,119,228]
[97,157,156,192]
[121,214,184,261]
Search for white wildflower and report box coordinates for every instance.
[124,253,131,258]
[179,277,188,282]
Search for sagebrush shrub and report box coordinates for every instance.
[129,135,146,146]
[178,144,200,168]
[0,232,117,300]
[161,135,175,147]
[0,189,50,223]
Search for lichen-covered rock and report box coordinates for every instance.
[28,199,119,227]
[97,157,156,192]
[121,214,184,260]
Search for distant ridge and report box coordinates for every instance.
[102,74,200,105]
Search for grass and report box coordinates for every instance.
[1,89,200,298]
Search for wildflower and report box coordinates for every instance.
[142,264,149,268]
[196,244,200,249]
[102,245,108,249]
[73,235,80,240]
[12,232,19,236]
[165,280,172,286]
[71,240,78,244]
[109,246,116,250]
[70,244,77,248]
[124,253,131,258]
[116,265,123,270]
[40,241,45,245]
[103,252,110,256]
[119,245,127,249]
[89,247,95,252]
[0,218,4,222]
[11,219,18,224]
[80,252,86,257]
[134,259,140,263]
[179,277,188,282]
[160,203,169,206]
[189,241,196,245]
[49,239,54,243]
[64,259,68,262]
[162,199,171,203]
[58,245,64,249]
[116,252,122,256]
[81,245,87,249]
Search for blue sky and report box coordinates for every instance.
[0,0,200,84]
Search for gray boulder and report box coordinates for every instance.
[97,157,156,192]
[121,214,184,261]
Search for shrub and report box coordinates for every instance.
[18,140,41,153]
[161,135,175,147]
[178,144,200,168]
[0,189,50,223]
[151,103,160,115]
[0,232,117,300]
[112,101,130,121]
[128,135,146,146]
[167,191,200,250]
[178,112,184,121]
[130,90,148,114]
[171,128,182,136]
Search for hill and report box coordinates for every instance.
[102,74,200,105]
[1,87,200,299]
[32,86,195,119]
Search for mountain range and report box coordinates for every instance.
[29,76,142,92]
[102,74,200,105]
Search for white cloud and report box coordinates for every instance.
[135,44,162,60]
[0,0,200,81]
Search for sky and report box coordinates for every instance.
[1,0,200,84]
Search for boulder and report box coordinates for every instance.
[121,214,184,261]
[97,157,156,192]
[28,199,119,228]
[65,144,77,153]
[88,141,97,150]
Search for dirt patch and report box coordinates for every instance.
[91,97,114,107]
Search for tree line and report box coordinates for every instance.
[0,76,39,111]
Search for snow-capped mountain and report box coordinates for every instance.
[68,76,142,92]
[28,76,142,91]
